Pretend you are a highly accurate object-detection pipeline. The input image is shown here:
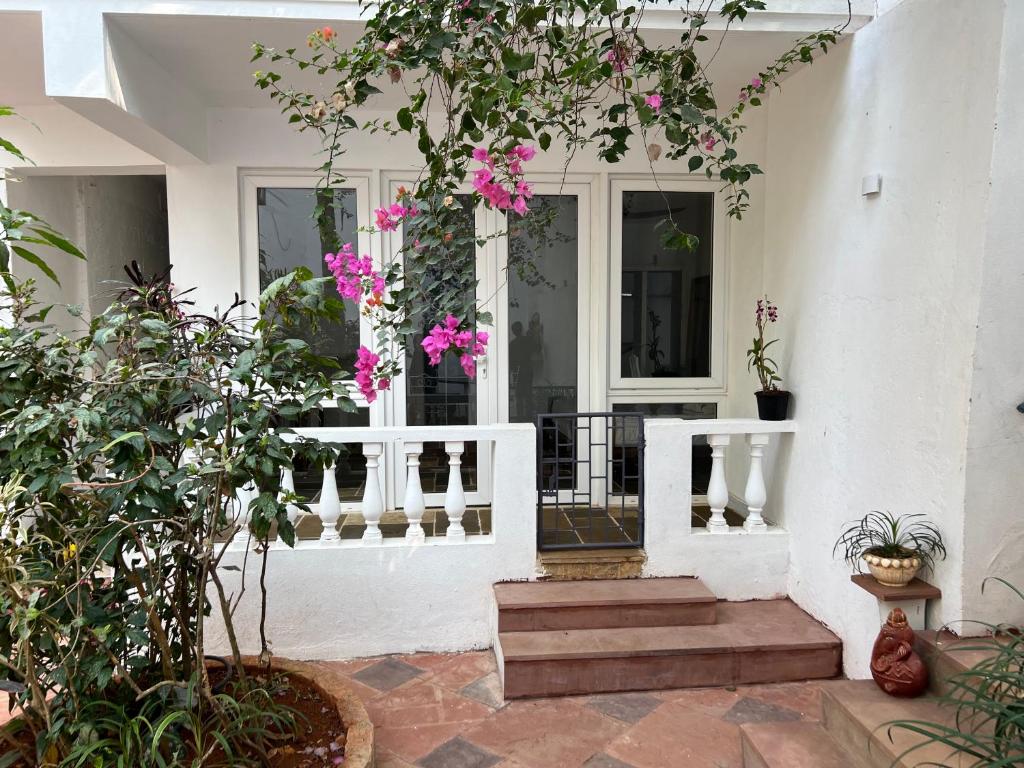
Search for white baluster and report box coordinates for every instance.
[706,434,731,533]
[403,441,426,544]
[319,461,342,543]
[444,441,466,543]
[234,482,257,547]
[277,468,301,545]
[743,433,770,533]
[361,442,385,544]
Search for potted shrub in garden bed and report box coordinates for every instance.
[746,296,791,420]
[833,511,947,587]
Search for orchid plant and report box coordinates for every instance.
[747,296,782,391]
[252,0,848,395]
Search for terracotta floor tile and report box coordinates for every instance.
[378,722,485,763]
[417,736,503,768]
[721,696,802,725]
[461,672,507,710]
[354,658,427,692]
[743,680,826,720]
[376,748,418,768]
[367,680,493,730]
[317,657,377,676]
[605,700,744,768]
[656,685,743,716]
[463,697,628,768]
[426,651,498,691]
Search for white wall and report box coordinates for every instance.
[961,0,1024,628]
[760,0,1004,676]
[6,174,169,329]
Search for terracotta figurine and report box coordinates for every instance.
[870,607,928,697]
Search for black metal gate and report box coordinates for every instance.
[536,412,645,551]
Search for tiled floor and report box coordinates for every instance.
[327,649,833,768]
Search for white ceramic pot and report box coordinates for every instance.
[863,552,922,587]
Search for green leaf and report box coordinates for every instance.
[396,106,414,132]
[11,245,59,285]
[688,155,703,172]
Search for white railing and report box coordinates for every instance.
[270,425,526,547]
[644,418,797,530]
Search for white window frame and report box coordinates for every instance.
[239,170,378,410]
[608,176,728,393]
[494,179,593,424]
[381,174,496,509]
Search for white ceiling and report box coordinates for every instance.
[110,13,821,110]
[1,9,841,112]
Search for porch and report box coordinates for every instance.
[213,417,796,663]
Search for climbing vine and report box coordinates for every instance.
[253,0,847,393]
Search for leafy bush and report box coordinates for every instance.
[0,266,356,766]
[887,578,1024,767]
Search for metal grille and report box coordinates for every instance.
[536,412,644,551]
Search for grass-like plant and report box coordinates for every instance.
[884,578,1024,767]
[833,511,947,573]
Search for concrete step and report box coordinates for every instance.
[494,577,717,632]
[497,599,841,698]
[740,721,859,768]
[915,629,1000,698]
[821,679,973,768]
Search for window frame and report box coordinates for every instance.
[608,176,728,393]
[240,171,376,413]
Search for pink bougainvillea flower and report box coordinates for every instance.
[645,94,663,113]
[751,76,763,88]
[508,144,536,162]
[354,345,382,402]
[699,130,718,152]
[459,353,476,378]
[472,147,493,164]
[512,196,529,216]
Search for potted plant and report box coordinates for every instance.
[746,296,791,420]
[833,511,947,587]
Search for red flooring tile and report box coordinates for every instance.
[315,653,837,768]
[463,697,629,768]
[605,699,744,768]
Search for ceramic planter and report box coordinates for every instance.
[862,553,922,587]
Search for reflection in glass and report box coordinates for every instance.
[404,195,477,492]
[611,402,718,494]
[620,191,713,378]
[258,187,361,371]
[508,195,578,423]
[257,188,369,509]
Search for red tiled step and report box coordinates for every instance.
[494,577,716,632]
[498,599,841,698]
[741,722,856,768]
[821,679,971,768]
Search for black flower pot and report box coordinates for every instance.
[755,390,791,421]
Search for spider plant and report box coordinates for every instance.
[884,578,1024,767]
[833,511,947,573]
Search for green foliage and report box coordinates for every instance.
[884,578,1024,767]
[0,108,86,289]
[252,0,846,375]
[0,265,350,765]
[833,511,947,574]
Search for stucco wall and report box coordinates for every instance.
[7,174,169,328]
[961,0,1024,628]
[760,0,1004,675]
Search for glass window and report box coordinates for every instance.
[620,190,713,379]
[508,195,579,423]
[404,194,477,492]
[257,187,369,520]
[257,187,363,372]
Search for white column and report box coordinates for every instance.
[403,441,426,544]
[361,442,385,544]
[444,441,467,543]
[234,482,256,545]
[277,468,301,545]
[706,434,731,533]
[743,433,770,533]
[319,462,342,543]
